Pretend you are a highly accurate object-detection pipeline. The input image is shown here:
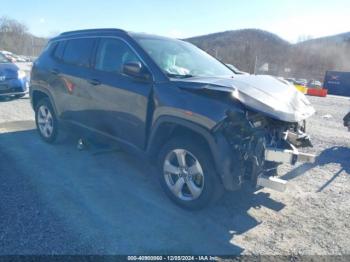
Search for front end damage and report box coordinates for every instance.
[215,110,316,192]
[177,74,316,192]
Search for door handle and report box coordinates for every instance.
[50,69,60,75]
[88,79,101,86]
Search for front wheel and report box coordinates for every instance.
[14,94,25,99]
[35,98,59,143]
[157,137,223,210]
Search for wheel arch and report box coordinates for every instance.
[146,116,236,190]
[147,116,214,158]
[31,88,58,116]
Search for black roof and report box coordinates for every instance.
[50,28,128,41]
[50,28,182,42]
[59,28,127,36]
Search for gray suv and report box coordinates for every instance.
[30,29,316,209]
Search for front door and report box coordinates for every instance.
[85,37,153,149]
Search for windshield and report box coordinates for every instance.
[134,36,234,78]
[0,53,10,63]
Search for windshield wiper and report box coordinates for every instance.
[166,73,195,79]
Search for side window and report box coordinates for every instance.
[53,41,66,60]
[62,38,95,67]
[95,38,140,73]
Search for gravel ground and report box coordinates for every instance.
[0,94,349,255]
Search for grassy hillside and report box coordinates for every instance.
[186,29,350,80]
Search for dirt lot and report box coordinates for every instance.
[0,94,349,255]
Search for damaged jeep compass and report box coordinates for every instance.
[30,29,316,209]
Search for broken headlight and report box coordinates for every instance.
[245,110,268,129]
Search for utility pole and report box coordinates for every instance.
[31,36,34,57]
[253,55,258,75]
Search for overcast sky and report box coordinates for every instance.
[2,0,350,42]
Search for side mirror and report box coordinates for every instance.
[122,61,150,81]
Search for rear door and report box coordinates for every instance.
[51,38,97,124]
[87,37,153,149]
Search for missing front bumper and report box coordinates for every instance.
[256,146,315,192]
[257,175,287,192]
[265,147,315,165]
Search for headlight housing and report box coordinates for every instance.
[17,70,26,79]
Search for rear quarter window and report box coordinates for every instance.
[52,41,66,60]
[62,38,95,67]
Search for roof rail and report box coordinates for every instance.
[59,28,127,36]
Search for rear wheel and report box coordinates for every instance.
[35,98,59,143]
[158,137,223,210]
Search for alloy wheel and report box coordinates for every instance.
[37,105,54,138]
[163,149,205,201]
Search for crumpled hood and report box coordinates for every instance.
[177,74,315,122]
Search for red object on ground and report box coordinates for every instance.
[307,88,328,97]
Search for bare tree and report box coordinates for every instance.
[0,16,47,56]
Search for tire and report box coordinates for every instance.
[157,137,224,210]
[35,97,59,143]
[14,94,25,99]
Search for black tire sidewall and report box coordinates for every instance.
[157,137,221,210]
[35,98,58,143]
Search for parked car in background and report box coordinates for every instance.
[308,80,322,88]
[15,55,27,63]
[25,56,33,62]
[285,78,296,84]
[0,52,29,98]
[28,56,37,62]
[225,63,249,74]
[0,50,17,63]
[295,79,307,86]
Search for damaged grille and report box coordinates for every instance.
[217,109,312,183]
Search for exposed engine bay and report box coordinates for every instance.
[215,109,315,191]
